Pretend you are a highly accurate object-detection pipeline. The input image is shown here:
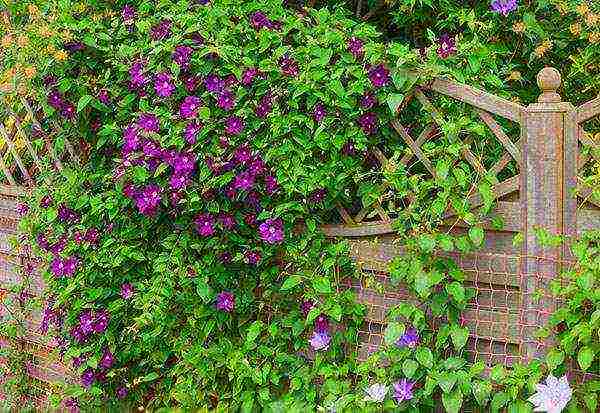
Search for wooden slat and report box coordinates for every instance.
[456,175,520,214]
[576,95,600,124]
[0,124,33,185]
[577,209,600,234]
[476,108,522,165]
[577,182,600,208]
[400,124,439,165]
[428,78,524,123]
[20,99,64,172]
[463,309,522,344]
[391,120,436,178]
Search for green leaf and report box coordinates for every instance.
[402,359,418,378]
[312,277,332,294]
[141,372,159,382]
[418,234,437,253]
[384,322,405,346]
[77,94,93,113]
[472,381,492,406]
[546,349,565,371]
[441,390,463,413]
[490,365,506,382]
[415,347,433,368]
[446,282,466,304]
[468,226,484,247]
[281,275,302,290]
[450,325,469,350]
[578,346,594,371]
[438,372,457,393]
[386,93,405,114]
[490,392,509,412]
[246,321,263,346]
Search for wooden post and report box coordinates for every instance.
[520,67,578,360]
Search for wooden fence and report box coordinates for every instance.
[0,67,598,404]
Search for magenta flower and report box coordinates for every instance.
[309,188,327,203]
[137,113,160,132]
[122,124,141,154]
[121,283,134,299]
[129,61,148,89]
[50,256,78,278]
[234,145,252,164]
[99,348,114,369]
[61,103,76,119]
[258,218,284,244]
[81,369,95,387]
[179,96,202,119]
[314,314,329,334]
[195,213,215,237]
[301,300,314,317]
[16,203,29,216]
[204,74,224,93]
[134,184,162,216]
[225,116,245,135]
[250,11,276,30]
[184,121,202,144]
[437,33,457,59]
[491,0,518,15]
[245,250,261,265]
[368,64,390,88]
[358,112,378,135]
[183,75,200,92]
[309,331,331,351]
[255,94,273,118]
[242,68,259,85]
[396,328,419,348]
[154,71,175,98]
[219,213,236,230]
[117,386,128,399]
[360,91,377,109]
[342,141,356,156]
[97,89,110,105]
[312,103,327,123]
[150,19,172,41]
[233,171,255,191]
[279,56,299,77]
[347,37,364,59]
[393,379,415,404]
[172,45,194,69]
[216,291,235,312]
[47,90,63,109]
[264,175,279,194]
[217,91,236,111]
[92,309,110,333]
[122,5,136,25]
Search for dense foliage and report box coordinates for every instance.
[1,0,600,412]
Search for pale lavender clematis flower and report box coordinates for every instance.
[309,331,331,351]
[528,375,572,413]
[364,383,388,403]
[393,379,414,404]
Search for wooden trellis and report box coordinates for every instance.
[322,67,600,364]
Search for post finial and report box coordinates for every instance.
[536,67,562,103]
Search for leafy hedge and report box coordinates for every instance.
[3,0,600,412]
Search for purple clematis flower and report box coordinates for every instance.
[396,328,419,348]
[121,283,134,299]
[98,89,110,105]
[92,309,110,334]
[491,0,518,15]
[216,291,235,312]
[279,56,299,77]
[99,348,114,369]
[233,171,255,191]
[81,369,95,387]
[40,195,53,208]
[437,33,457,59]
[172,45,194,70]
[195,213,215,237]
[117,386,128,399]
[217,90,235,111]
[134,184,162,216]
[255,94,273,118]
[360,91,377,109]
[242,68,259,85]
[204,74,224,93]
[129,61,148,89]
[258,218,284,244]
[309,331,331,351]
[313,103,326,123]
[347,37,364,59]
[122,5,136,25]
[225,116,245,135]
[368,64,390,88]
[17,203,29,216]
[393,379,415,404]
[137,113,160,133]
[154,71,175,98]
[245,250,261,265]
[179,96,202,119]
[150,19,172,41]
[184,121,202,144]
[358,112,378,135]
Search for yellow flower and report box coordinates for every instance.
[24,66,37,79]
[28,4,40,16]
[576,2,590,15]
[508,71,522,81]
[17,35,29,47]
[54,50,68,61]
[586,13,599,27]
[1,34,13,48]
[534,39,553,58]
[513,21,526,33]
[555,2,568,15]
[61,30,73,41]
[39,25,54,38]
[1,11,10,27]
[46,43,56,53]
[570,23,582,35]
[589,32,600,43]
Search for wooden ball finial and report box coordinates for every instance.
[537,67,562,103]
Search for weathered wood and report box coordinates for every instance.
[476,108,522,166]
[576,95,600,124]
[577,209,600,233]
[391,120,436,178]
[428,78,524,123]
